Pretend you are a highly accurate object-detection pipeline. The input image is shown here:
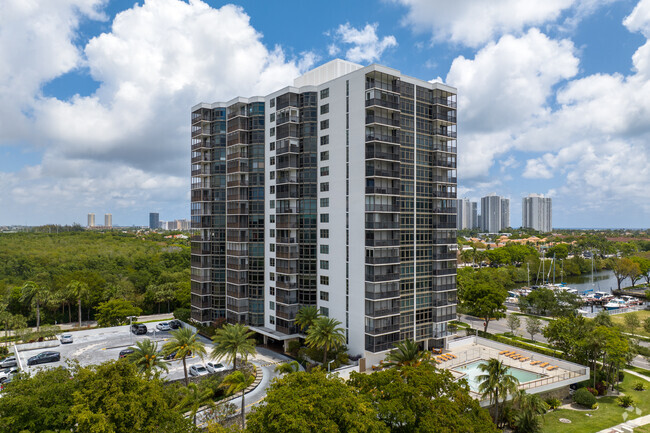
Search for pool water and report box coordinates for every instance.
[453,360,545,392]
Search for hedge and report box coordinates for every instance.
[476,330,568,360]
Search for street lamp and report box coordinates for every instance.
[327,359,335,373]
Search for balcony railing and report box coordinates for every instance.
[276,280,297,290]
[365,150,399,161]
[275,144,300,155]
[432,269,456,276]
[365,187,400,196]
[365,115,400,127]
[365,256,400,264]
[365,306,400,318]
[365,239,400,247]
[365,221,399,229]
[366,168,400,178]
[433,97,457,108]
[365,273,400,282]
[365,204,399,212]
[432,128,457,138]
[365,98,399,110]
[365,81,400,93]
[365,289,400,300]
[366,134,400,144]
[365,324,400,335]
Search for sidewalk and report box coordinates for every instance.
[596,413,650,433]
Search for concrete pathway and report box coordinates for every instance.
[595,413,650,433]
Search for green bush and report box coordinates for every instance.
[172,308,190,323]
[633,382,646,391]
[573,387,597,408]
[545,397,562,409]
[0,346,9,358]
[287,340,301,357]
[618,395,635,408]
[619,370,625,382]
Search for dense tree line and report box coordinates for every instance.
[0,231,190,329]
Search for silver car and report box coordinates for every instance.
[156,322,171,331]
[206,362,227,374]
[0,367,18,383]
[188,365,209,377]
[60,334,73,344]
[0,357,17,368]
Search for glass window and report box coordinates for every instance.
[320,213,329,223]
[270,156,275,166]
[270,171,275,180]
[270,185,275,194]
[320,307,329,317]
[320,104,329,115]
[320,151,329,161]
[320,88,329,99]
[270,243,275,252]
[270,258,275,266]
[320,291,329,301]
[320,135,329,145]
[270,215,275,223]
[270,127,275,136]
[320,260,329,270]
[270,98,275,108]
[320,229,329,238]
[270,200,275,209]
[269,301,275,311]
[320,182,329,192]
[320,120,329,130]
[320,275,329,285]
[270,287,275,295]
[320,198,329,207]
[270,272,275,281]
[320,244,329,254]
[270,315,275,324]
[269,229,275,237]
[320,166,329,176]
[270,142,275,151]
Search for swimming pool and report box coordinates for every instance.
[453,360,545,392]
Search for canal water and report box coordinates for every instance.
[520,270,638,294]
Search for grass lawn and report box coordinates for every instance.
[610,310,650,337]
[542,374,650,433]
[634,424,650,433]
[627,366,650,378]
[512,312,552,322]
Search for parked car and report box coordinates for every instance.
[169,319,181,329]
[189,365,209,377]
[118,348,134,359]
[156,322,171,331]
[206,362,227,374]
[0,357,17,368]
[131,324,147,335]
[60,334,73,344]
[163,349,191,360]
[27,351,61,366]
[0,367,19,383]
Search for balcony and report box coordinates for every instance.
[276,266,298,275]
[433,191,457,199]
[226,233,248,243]
[365,239,400,247]
[275,143,300,155]
[276,216,299,229]
[365,221,399,229]
[433,207,457,214]
[365,98,400,110]
[276,175,298,185]
[366,134,399,144]
[365,204,399,212]
[191,128,210,138]
[365,115,400,127]
[276,280,297,290]
[432,237,457,245]
[365,306,400,318]
[365,255,400,265]
[276,237,297,244]
[276,115,299,125]
[433,97,457,108]
[191,274,211,282]
[365,150,399,161]
[365,273,400,282]
[432,253,457,260]
[366,167,400,178]
[434,144,457,154]
[226,275,248,285]
[276,207,298,214]
[276,158,299,170]
[432,128,457,138]
[276,248,299,259]
[433,222,457,229]
[432,175,457,184]
[226,249,249,257]
[365,288,400,300]
[365,324,400,335]
[365,81,400,93]
[432,269,456,276]
[432,159,457,169]
[276,188,299,199]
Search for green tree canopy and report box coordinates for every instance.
[95,298,142,327]
[305,316,346,365]
[163,327,207,386]
[211,323,257,371]
[246,370,388,433]
[460,281,507,332]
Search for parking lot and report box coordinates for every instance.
[14,321,226,382]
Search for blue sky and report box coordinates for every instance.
[1,0,649,228]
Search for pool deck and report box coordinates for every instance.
[436,336,590,403]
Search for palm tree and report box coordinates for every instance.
[294,305,320,332]
[179,383,215,426]
[274,360,301,374]
[511,390,546,433]
[163,328,207,386]
[477,358,520,426]
[221,370,255,429]
[305,316,346,365]
[211,323,257,371]
[20,281,48,332]
[127,338,169,377]
[66,280,89,328]
[384,339,430,367]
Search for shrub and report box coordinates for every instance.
[0,346,9,357]
[586,387,598,396]
[619,371,625,382]
[618,395,635,408]
[287,340,301,357]
[574,387,597,408]
[595,382,607,396]
[633,382,646,391]
[172,308,190,323]
[545,398,562,410]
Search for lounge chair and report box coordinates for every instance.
[434,358,442,364]
[519,357,530,362]
[539,362,549,368]
[499,350,509,355]
[448,354,457,359]
[530,360,541,365]
[547,365,558,371]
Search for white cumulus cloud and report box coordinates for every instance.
[330,23,397,63]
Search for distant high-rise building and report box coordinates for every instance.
[480,194,509,232]
[522,194,552,232]
[457,198,478,230]
[87,213,95,227]
[104,213,112,228]
[191,60,458,355]
[149,213,160,230]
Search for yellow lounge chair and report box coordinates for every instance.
[434,358,442,364]
[449,354,457,359]
[499,350,509,355]
[511,354,521,359]
[530,360,541,365]
[547,365,558,371]
[519,357,530,362]
[539,362,549,368]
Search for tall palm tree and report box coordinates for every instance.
[511,390,546,433]
[384,339,430,367]
[20,281,48,332]
[66,280,89,328]
[163,328,207,386]
[305,316,346,365]
[294,305,320,332]
[477,358,520,426]
[179,383,215,426]
[127,338,169,377]
[211,323,257,371]
[221,370,255,429]
[274,360,301,374]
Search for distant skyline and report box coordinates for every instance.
[1,0,650,228]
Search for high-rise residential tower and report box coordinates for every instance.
[149,213,160,230]
[104,213,112,228]
[191,60,458,357]
[87,213,95,227]
[457,198,478,230]
[522,194,552,232]
[480,194,509,233]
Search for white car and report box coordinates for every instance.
[188,365,209,377]
[0,367,19,383]
[156,322,171,331]
[60,334,73,344]
[0,357,17,368]
[206,362,227,374]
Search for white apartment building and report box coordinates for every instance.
[480,194,509,233]
[191,60,458,357]
[522,193,552,232]
[457,198,478,230]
